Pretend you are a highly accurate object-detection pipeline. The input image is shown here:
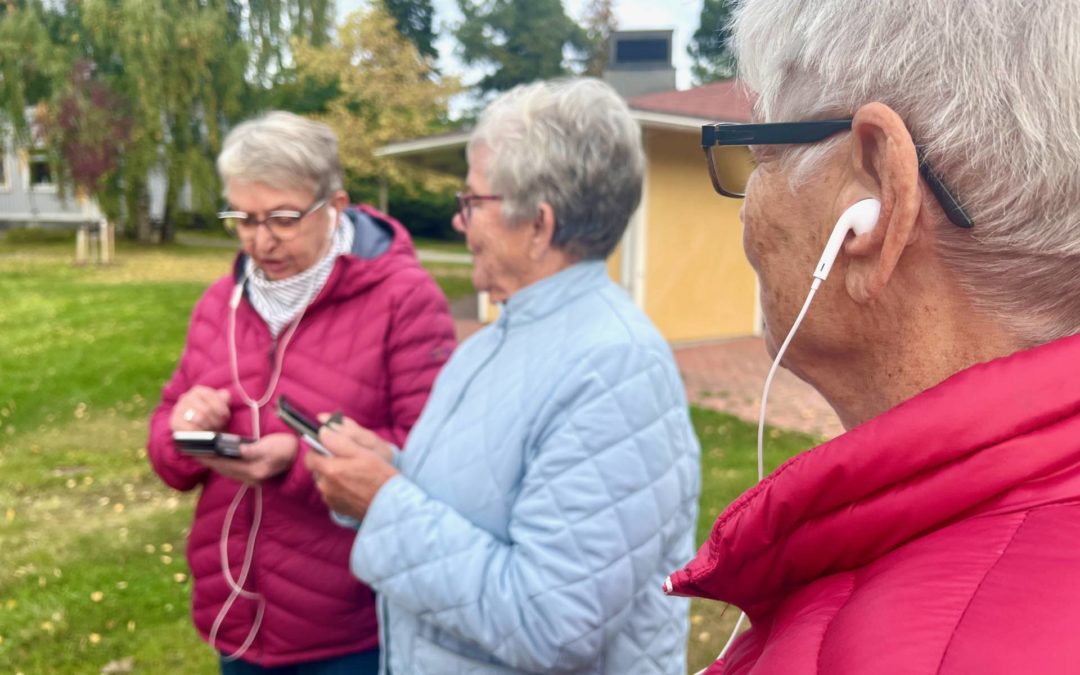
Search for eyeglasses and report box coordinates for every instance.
[218,196,329,241]
[455,191,502,228]
[701,119,973,229]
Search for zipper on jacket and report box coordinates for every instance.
[379,593,391,674]
[267,337,278,368]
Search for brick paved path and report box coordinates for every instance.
[673,337,844,440]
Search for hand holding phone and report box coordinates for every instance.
[276,396,334,457]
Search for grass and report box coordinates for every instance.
[411,236,469,255]
[0,238,815,673]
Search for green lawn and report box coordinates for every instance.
[0,239,815,674]
[411,236,469,256]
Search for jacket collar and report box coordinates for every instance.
[667,332,1080,618]
[499,260,609,329]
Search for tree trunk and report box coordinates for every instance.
[134,189,154,243]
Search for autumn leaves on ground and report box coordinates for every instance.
[0,236,814,674]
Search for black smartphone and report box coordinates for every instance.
[172,430,252,459]
[276,395,333,456]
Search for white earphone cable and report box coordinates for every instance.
[701,278,822,673]
[210,269,318,661]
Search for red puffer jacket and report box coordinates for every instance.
[668,332,1080,674]
[147,206,456,666]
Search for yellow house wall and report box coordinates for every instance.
[642,127,758,342]
[606,240,623,285]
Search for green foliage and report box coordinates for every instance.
[456,0,590,96]
[294,6,460,192]
[0,2,66,143]
[688,0,737,84]
[381,0,438,61]
[350,174,460,240]
[265,70,341,115]
[0,1,335,242]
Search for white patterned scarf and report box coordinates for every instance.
[243,215,355,336]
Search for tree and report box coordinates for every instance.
[455,0,590,96]
[2,0,335,241]
[35,60,130,220]
[293,6,460,189]
[688,0,737,84]
[382,0,438,61]
[581,0,616,77]
[0,1,66,144]
[60,0,253,241]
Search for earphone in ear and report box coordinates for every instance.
[813,198,881,282]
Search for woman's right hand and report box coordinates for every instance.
[170,386,231,432]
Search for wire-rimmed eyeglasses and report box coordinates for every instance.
[701,119,973,229]
[218,196,329,240]
[455,191,503,228]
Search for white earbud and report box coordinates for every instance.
[813,198,881,282]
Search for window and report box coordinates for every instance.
[28,152,53,190]
[615,38,669,64]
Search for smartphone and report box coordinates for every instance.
[276,395,334,457]
[173,430,252,459]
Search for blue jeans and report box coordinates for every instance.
[219,649,380,675]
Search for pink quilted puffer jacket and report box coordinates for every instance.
[669,332,1080,674]
[147,206,456,666]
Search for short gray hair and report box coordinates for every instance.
[733,0,1080,345]
[217,111,343,197]
[467,78,644,260]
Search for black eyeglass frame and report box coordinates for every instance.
[701,119,973,229]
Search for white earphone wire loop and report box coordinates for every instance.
[208,269,320,660]
[209,483,265,662]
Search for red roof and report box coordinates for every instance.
[627,80,754,122]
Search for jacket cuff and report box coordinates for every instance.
[350,473,413,585]
[331,511,362,530]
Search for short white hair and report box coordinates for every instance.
[217,111,343,197]
[733,0,1080,345]
[467,78,645,260]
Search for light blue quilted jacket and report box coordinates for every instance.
[351,261,701,674]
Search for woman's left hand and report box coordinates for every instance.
[306,419,399,521]
[197,432,298,483]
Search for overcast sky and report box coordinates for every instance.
[337,0,705,98]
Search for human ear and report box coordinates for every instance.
[841,102,923,303]
[529,203,557,260]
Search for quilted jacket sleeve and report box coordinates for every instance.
[146,297,214,492]
[351,343,697,672]
[380,272,456,447]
